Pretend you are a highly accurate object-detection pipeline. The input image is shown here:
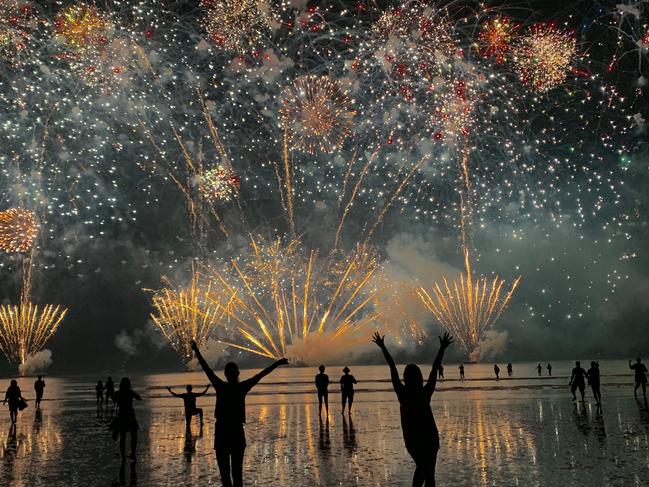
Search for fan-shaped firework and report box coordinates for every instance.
[201,0,277,52]
[0,208,38,253]
[417,249,521,360]
[0,301,67,365]
[513,23,576,93]
[147,267,230,363]
[279,75,356,155]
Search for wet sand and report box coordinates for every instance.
[1,361,648,486]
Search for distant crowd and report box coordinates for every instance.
[3,346,648,487]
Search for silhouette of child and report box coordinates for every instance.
[191,340,287,487]
[167,384,209,430]
[494,364,500,379]
[373,331,453,487]
[458,364,465,380]
[315,365,329,417]
[340,367,357,414]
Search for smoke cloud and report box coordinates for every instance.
[19,349,53,376]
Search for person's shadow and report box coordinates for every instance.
[319,417,330,455]
[184,428,199,463]
[342,414,356,454]
[573,403,590,436]
[113,460,137,486]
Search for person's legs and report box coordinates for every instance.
[642,382,647,400]
[119,431,126,458]
[341,394,347,413]
[412,465,425,487]
[348,394,353,413]
[318,394,323,415]
[579,384,585,401]
[185,414,192,431]
[130,429,138,459]
[197,408,203,425]
[216,453,233,487]
[634,382,640,397]
[324,393,329,414]
[231,448,245,487]
[571,384,577,400]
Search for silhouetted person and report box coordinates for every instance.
[105,377,115,406]
[458,364,465,380]
[373,332,453,487]
[630,358,648,402]
[569,361,587,402]
[507,363,513,376]
[114,377,141,460]
[167,384,209,430]
[494,364,500,380]
[536,364,542,376]
[96,380,104,408]
[340,367,357,415]
[587,361,602,407]
[3,380,25,424]
[34,376,45,409]
[315,365,329,417]
[437,365,444,379]
[190,340,287,487]
[547,363,552,376]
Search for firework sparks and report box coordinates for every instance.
[0,301,67,365]
[0,0,34,64]
[205,237,381,363]
[147,266,230,363]
[479,16,517,64]
[199,165,240,203]
[0,208,38,253]
[201,0,277,52]
[279,75,356,155]
[54,3,108,49]
[417,248,521,360]
[513,23,576,92]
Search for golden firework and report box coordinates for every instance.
[279,75,356,155]
[147,266,231,362]
[513,23,576,93]
[478,16,517,64]
[0,301,67,365]
[199,165,240,203]
[0,207,38,253]
[417,248,521,359]
[206,237,381,363]
[54,3,108,49]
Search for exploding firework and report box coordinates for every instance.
[513,23,576,93]
[0,0,35,64]
[205,237,381,363]
[147,266,230,363]
[199,165,240,203]
[54,3,108,49]
[279,75,356,155]
[201,0,277,52]
[478,16,517,64]
[0,301,67,365]
[0,208,38,253]
[417,248,521,360]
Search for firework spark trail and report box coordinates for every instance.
[146,265,230,363]
[417,248,521,359]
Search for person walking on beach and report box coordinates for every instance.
[95,380,104,408]
[190,340,287,487]
[537,364,542,376]
[34,376,45,409]
[114,378,141,461]
[494,364,500,380]
[3,380,26,424]
[629,358,648,402]
[373,331,454,487]
[587,361,602,407]
[167,384,209,430]
[340,367,357,415]
[105,377,115,406]
[438,365,444,380]
[547,363,552,376]
[458,364,465,380]
[507,363,513,376]
[569,361,587,402]
[315,365,329,417]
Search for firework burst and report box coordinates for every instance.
[0,0,35,65]
[417,248,521,360]
[54,3,108,49]
[513,23,576,93]
[199,165,240,203]
[0,301,67,366]
[478,16,517,64]
[0,208,38,253]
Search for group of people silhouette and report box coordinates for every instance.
[3,347,649,486]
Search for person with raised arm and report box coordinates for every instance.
[167,384,210,430]
[373,331,454,487]
[190,340,288,487]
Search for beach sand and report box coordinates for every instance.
[0,360,648,486]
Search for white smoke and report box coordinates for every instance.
[472,330,509,362]
[114,321,167,356]
[187,340,230,370]
[115,330,138,356]
[19,349,53,376]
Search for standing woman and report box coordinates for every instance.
[95,380,104,409]
[114,377,141,460]
[3,380,26,424]
[373,332,453,487]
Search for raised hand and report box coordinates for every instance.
[276,358,289,366]
[190,340,198,352]
[439,332,454,349]
[372,332,386,348]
